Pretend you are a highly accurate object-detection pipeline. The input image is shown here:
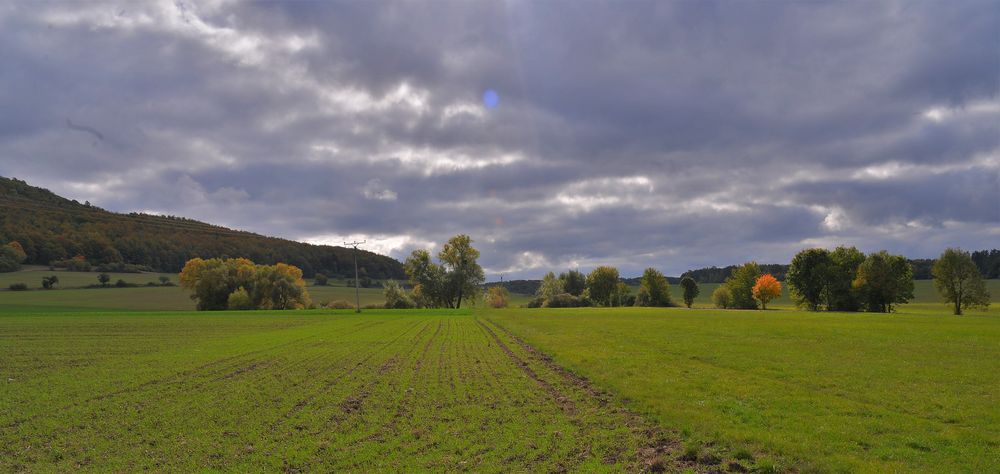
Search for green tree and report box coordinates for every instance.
[724,262,761,309]
[559,270,587,296]
[383,280,415,309]
[853,251,914,313]
[586,266,620,306]
[404,235,484,309]
[41,275,59,289]
[712,285,732,309]
[314,272,329,286]
[438,235,485,309]
[536,271,565,302]
[826,246,865,312]
[98,273,111,287]
[403,249,447,308]
[786,248,831,311]
[679,276,699,308]
[933,248,991,315]
[635,268,672,307]
[227,287,254,310]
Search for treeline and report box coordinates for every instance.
[779,246,990,314]
[682,251,999,283]
[0,176,405,279]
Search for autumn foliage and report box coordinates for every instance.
[179,257,311,311]
[752,273,782,310]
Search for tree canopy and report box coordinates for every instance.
[933,248,991,315]
[403,235,484,308]
[179,257,311,311]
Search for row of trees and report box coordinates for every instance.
[524,267,704,309]
[782,247,990,314]
[179,258,311,310]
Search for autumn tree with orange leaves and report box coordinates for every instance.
[752,273,782,310]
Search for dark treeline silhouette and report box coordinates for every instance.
[0,176,405,279]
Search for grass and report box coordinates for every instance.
[488,301,1000,472]
[2,273,998,471]
[0,265,177,289]
[0,310,674,472]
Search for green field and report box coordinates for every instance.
[2,275,998,472]
[490,304,1000,472]
[1,311,684,472]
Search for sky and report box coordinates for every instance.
[0,1,998,279]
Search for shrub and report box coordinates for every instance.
[227,287,254,310]
[485,285,510,308]
[544,293,590,308]
[314,272,329,286]
[41,275,59,290]
[8,282,28,291]
[524,296,545,308]
[158,276,171,285]
[383,280,415,309]
[712,286,732,309]
[326,300,355,310]
[115,279,128,288]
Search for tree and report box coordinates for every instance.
[635,268,672,307]
[933,248,991,315]
[227,287,253,310]
[559,270,586,296]
[403,235,484,309]
[536,271,565,302]
[724,262,761,309]
[826,246,865,312]
[179,257,310,311]
[314,272,329,286]
[752,274,782,310]
[158,275,171,285]
[0,241,28,272]
[786,248,831,311]
[712,286,732,309]
[438,235,485,309]
[679,277,699,308]
[253,263,312,310]
[586,266,620,306]
[404,249,447,308]
[853,251,914,313]
[41,275,59,289]
[98,273,111,287]
[484,285,510,308]
[383,280,415,309]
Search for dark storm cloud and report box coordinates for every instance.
[0,1,997,278]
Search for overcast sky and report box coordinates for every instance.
[1,1,997,279]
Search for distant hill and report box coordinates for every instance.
[0,176,405,279]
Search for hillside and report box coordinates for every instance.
[0,176,405,279]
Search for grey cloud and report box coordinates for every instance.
[0,0,997,278]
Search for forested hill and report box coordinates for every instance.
[0,176,405,278]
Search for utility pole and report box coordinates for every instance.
[344,240,366,313]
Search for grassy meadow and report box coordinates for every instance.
[1,311,681,472]
[489,303,1000,472]
[1,272,998,472]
